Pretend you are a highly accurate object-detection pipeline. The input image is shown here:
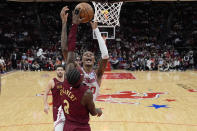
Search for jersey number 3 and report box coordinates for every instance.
[64,100,69,114]
[90,86,96,94]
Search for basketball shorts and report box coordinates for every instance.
[53,105,66,131]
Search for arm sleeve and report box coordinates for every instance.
[94,28,109,59]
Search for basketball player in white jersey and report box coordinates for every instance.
[61,8,109,101]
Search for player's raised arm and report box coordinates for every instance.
[91,22,109,84]
[60,6,69,61]
[81,89,102,117]
[43,79,54,114]
[66,9,84,72]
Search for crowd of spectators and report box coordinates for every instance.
[0,45,63,73]
[0,2,196,73]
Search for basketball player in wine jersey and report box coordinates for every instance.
[61,9,109,101]
[61,8,102,131]
[43,64,66,131]
[43,6,69,131]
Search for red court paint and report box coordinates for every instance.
[96,91,167,105]
[103,73,136,79]
[104,88,111,90]
[165,99,176,102]
[188,89,197,92]
[97,91,166,100]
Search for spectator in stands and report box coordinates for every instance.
[147,58,152,70]
[11,51,17,69]
[21,59,29,71]
[110,57,119,69]
[0,57,6,73]
[22,53,27,60]
[46,58,54,71]
[6,58,12,71]
[31,61,40,71]
[174,57,180,70]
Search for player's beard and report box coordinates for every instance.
[57,73,63,78]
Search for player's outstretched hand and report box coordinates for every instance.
[90,21,98,30]
[44,104,49,114]
[60,6,69,24]
[96,108,102,117]
[72,8,85,25]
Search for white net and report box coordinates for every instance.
[92,1,123,26]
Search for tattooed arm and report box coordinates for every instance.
[60,6,69,62]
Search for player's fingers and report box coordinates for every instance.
[64,8,69,14]
[61,6,69,16]
[62,6,68,11]
[60,7,65,14]
[60,10,64,17]
[74,8,81,16]
[79,18,85,22]
[64,7,69,11]
[65,13,68,18]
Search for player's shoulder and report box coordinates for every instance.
[49,78,55,83]
[83,89,92,100]
[85,89,92,95]
[82,84,92,95]
[47,78,55,89]
[50,78,57,85]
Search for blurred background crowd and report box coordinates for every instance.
[0,2,196,73]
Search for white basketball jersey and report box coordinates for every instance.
[81,68,100,101]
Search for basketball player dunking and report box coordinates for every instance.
[43,64,66,131]
[61,7,109,101]
[61,7,102,131]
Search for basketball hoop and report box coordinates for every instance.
[92,1,123,26]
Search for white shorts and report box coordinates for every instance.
[54,105,66,131]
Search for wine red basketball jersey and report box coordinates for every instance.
[51,78,64,108]
[62,80,90,125]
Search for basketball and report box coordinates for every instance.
[75,3,94,23]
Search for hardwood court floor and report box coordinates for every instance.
[0,70,197,131]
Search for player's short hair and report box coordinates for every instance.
[66,68,83,88]
[56,64,65,70]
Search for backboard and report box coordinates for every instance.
[93,25,115,40]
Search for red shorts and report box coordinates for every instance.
[63,121,90,131]
[53,106,58,121]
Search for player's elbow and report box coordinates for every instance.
[101,48,109,59]
[89,110,97,116]
[102,54,109,60]
[90,112,97,116]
